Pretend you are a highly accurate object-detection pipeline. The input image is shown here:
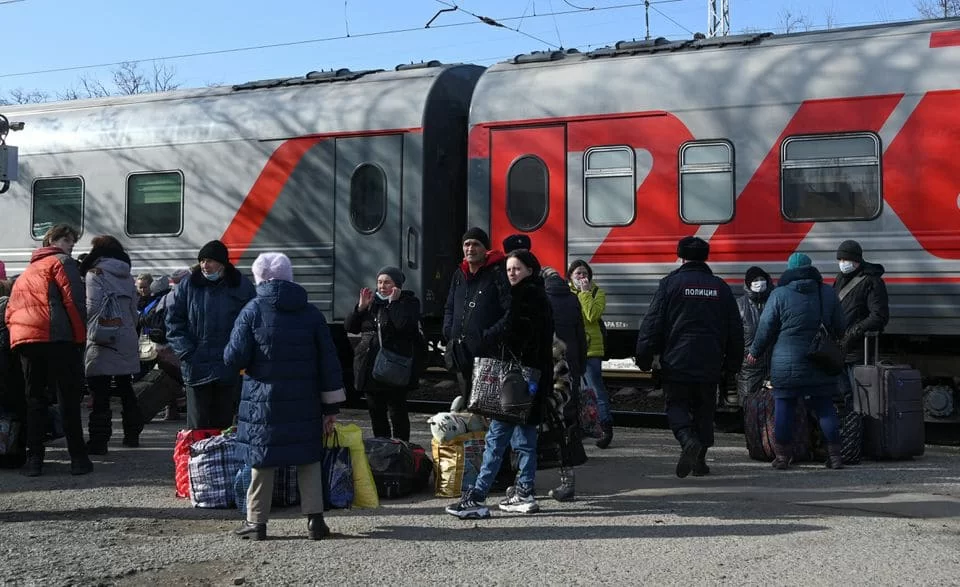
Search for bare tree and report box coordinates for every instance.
[113,61,180,95]
[916,0,960,17]
[150,61,179,92]
[777,8,813,33]
[4,88,49,104]
[824,3,838,29]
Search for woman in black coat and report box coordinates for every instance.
[737,266,774,400]
[344,266,421,441]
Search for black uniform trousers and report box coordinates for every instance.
[186,380,239,430]
[663,381,716,448]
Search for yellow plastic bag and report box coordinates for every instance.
[325,423,379,509]
[432,430,487,498]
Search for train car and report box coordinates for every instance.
[1,62,483,331]
[467,19,960,421]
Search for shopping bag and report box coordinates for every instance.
[188,434,244,509]
[322,430,354,510]
[468,356,539,424]
[579,378,603,439]
[431,430,486,498]
[234,465,300,513]
[324,423,379,508]
[174,428,220,499]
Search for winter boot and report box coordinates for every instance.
[548,468,576,502]
[825,444,845,469]
[692,446,710,477]
[21,449,43,477]
[234,521,267,541]
[86,439,109,455]
[87,408,113,455]
[595,422,614,449]
[307,514,331,540]
[70,457,94,476]
[771,443,792,470]
[675,430,703,479]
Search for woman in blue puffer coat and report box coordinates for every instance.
[224,252,346,541]
[747,253,846,470]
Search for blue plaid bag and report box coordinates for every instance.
[188,434,243,509]
[234,465,301,512]
[322,431,354,510]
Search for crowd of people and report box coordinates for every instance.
[0,221,889,535]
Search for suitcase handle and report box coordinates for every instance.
[863,331,881,366]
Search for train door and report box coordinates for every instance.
[489,126,567,273]
[333,134,404,320]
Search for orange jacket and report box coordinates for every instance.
[5,246,87,348]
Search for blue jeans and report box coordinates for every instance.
[584,358,612,423]
[775,396,840,445]
[837,363,856,407]
[472,419,538,499]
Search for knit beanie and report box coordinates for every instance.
[787,252,812,269]
[198,240,230,265]
[677,236,709,262]
[836,240,863,263]
[377,265,405,287]
[502,233,532,254]
[462,227,491,249]
[252,252,294,285]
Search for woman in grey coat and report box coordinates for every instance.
[80,235,142,453]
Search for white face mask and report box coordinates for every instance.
[839,260,857,274]
[749,279,767,293]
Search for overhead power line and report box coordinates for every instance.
[1,1,681,80]
[432,0,560,48]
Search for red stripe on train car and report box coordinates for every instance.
[221,128,422,264]
[930,31,960,48]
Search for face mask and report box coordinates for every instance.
[375,291,390,301]
[750,280,767,293]
[202,271,221,282]
[838,261,857,274]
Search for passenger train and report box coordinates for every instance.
[4,18,960,422]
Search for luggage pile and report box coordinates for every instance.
[429,397,488,498]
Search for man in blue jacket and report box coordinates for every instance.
[167,240,256,429]
[635,237,743,478]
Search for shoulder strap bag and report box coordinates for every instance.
[806,285,845,376]
[372,308,414,388]
[837,274,868,302]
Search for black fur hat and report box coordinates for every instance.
[677,236,709,262]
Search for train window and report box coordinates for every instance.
[506,156,549,231]
[127,172,184,236]
[32,177,84,239]
[350,164,387,234]
[781,133,882,221]
[584,146,635,226]
[679,141,734,224]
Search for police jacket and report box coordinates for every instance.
[834,261,888,363]
[442,250,511,362]
[634,261,743,384]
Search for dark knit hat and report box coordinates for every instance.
[836,240,863,263]
[507,249,541,279]
[377,265,405,287]
[462,227,491,249]
[502,233,532,254]
[198,240,229,265]
[677,236,709,262]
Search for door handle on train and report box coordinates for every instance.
[407,227,419,269]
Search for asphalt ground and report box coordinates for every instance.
[1,408,959,586]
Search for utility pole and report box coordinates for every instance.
[708,0,730,37]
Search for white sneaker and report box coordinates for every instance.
[498,488,540,514]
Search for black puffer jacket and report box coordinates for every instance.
[503,276,554,425]
[345,291,422,392]
[835,261,889,363]
[442,251,511,362]
[736,267,774,398]
[544,274,587,380]
[635,261,744,384]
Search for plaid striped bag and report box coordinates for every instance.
[188,434,244,509]
[234,465,301,512]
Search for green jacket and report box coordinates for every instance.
[573,283,606,358]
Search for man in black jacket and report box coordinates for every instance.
[635,237,743,478]
[834,240,889,401]
[442,228,511,392]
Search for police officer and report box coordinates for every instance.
[635,236,743,478]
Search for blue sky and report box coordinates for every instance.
[0,0,925,98]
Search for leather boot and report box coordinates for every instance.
[234,521,267,541]
[826,444,845,469]
[548,467,576,502]
[675,430,702,479]
[595,422,614,449]
[772,443,792,470]
[21,449,43,477]
[692,446,710,477]
[308,514,330,540]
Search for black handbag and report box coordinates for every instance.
[806,285,844,376]
[372,314,413,387]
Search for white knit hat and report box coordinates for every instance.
[251,252,294,285]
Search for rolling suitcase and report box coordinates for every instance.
[134,368,181,424]
[853,333,925,460]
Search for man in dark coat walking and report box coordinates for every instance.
[442,227,511,392]
[635,236,743,478]
[834,240,889,403]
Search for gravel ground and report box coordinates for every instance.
[2,408,960,586]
